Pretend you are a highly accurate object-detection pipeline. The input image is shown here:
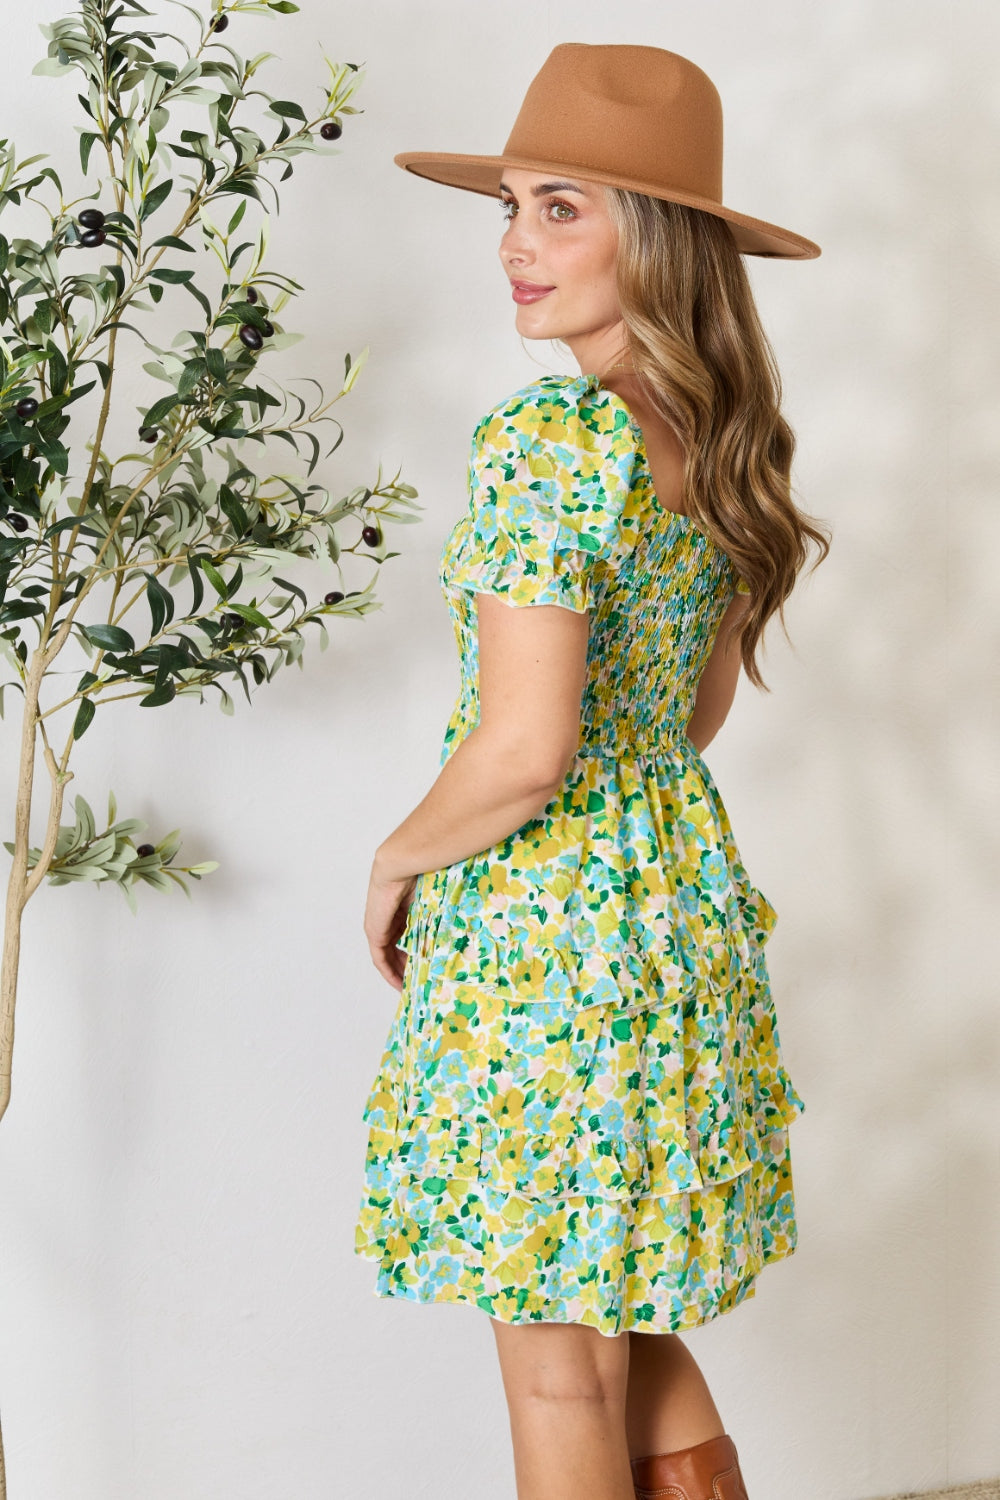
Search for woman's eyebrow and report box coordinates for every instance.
[498,179,589,198]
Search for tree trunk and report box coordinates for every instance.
[0,652,44,1127]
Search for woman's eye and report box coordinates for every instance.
[548,200,576,221]
[499,198,517,221]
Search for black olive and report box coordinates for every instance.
[261,319,274,337]
[15,397,39,420]
[238,324,263,350]
[80,229,107,247]
[320,120,343,141]
[221,611,244,629]
[136,843,155,858]
[138,426,159,443]
[8,514,28,532]
[210,12,229,30]
[245,287,258,304]
[324,590,345,605]
[362,523,381,548]
[78,208,105,229]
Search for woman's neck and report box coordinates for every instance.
[564,320,630,379]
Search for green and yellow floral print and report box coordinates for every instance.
[354,373,803,1337]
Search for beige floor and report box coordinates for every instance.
[877,1485,1000,1500]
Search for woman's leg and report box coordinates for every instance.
[624,1330,726,1456]
[490,1318,637,1500]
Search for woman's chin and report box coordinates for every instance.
[513,304,560,342]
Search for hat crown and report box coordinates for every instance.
[503,43,724,204]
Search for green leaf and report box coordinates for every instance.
[205,347,228,382]
[139,178,174,220]
[144,572,175,636]
[72,698,96,740]
[139,680,176,708]
[155,643,191,678]
[216,180,264,206]
[33,56,75,76]
[157,829,183,863]
[75,796,96,844]
[187,551,206,613]
[49,346,70,397]
[181,279,213,320]
[269,100,306,120]
[178,356,207,397]
[229,602,270,630]
[149,235,196,253]
[83,623,136,653]
[150,266,195,284]
[43,516,85,540]
[219,486,250,535]
[0,602,45,623]
[37,440,70,477]
[77,131,98,174]
[273,575,307,607]
[200,556,228,599]
[144,392,183,427]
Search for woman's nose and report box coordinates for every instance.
[500,217,533,267]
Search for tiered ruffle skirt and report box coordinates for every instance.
[353,744,803,1336]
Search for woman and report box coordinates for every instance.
[355,43,827,1500]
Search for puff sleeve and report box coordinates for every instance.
[446,376,638,613]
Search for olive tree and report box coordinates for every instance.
[0,1,418,1484]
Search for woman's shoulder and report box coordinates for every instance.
[452,375,641,605]
[471,373,639,458]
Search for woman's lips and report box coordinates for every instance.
[511,281,555,305]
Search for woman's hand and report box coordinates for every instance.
[363,853,418,991]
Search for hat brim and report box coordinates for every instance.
[394,151,820,260]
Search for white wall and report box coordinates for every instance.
[0,2,996,1497]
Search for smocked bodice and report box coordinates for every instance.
[437,378,738,766]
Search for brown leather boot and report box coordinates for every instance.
[630,1433,749,1499]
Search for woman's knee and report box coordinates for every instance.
[490,1318,630,1406]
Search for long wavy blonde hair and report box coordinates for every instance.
[603,187,829,688]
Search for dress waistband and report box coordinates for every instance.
[574,734,700,762]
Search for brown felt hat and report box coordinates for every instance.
[395,43,820,260]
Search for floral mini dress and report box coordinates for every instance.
[353,372,803,1337]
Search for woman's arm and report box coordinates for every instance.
[365,591,588,988]
[372,590,590,883]
[684,592,750,753]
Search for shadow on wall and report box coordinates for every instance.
[803,39,997,1495]
[702,25,1000,1497]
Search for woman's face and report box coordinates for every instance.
[497,168,625,367]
